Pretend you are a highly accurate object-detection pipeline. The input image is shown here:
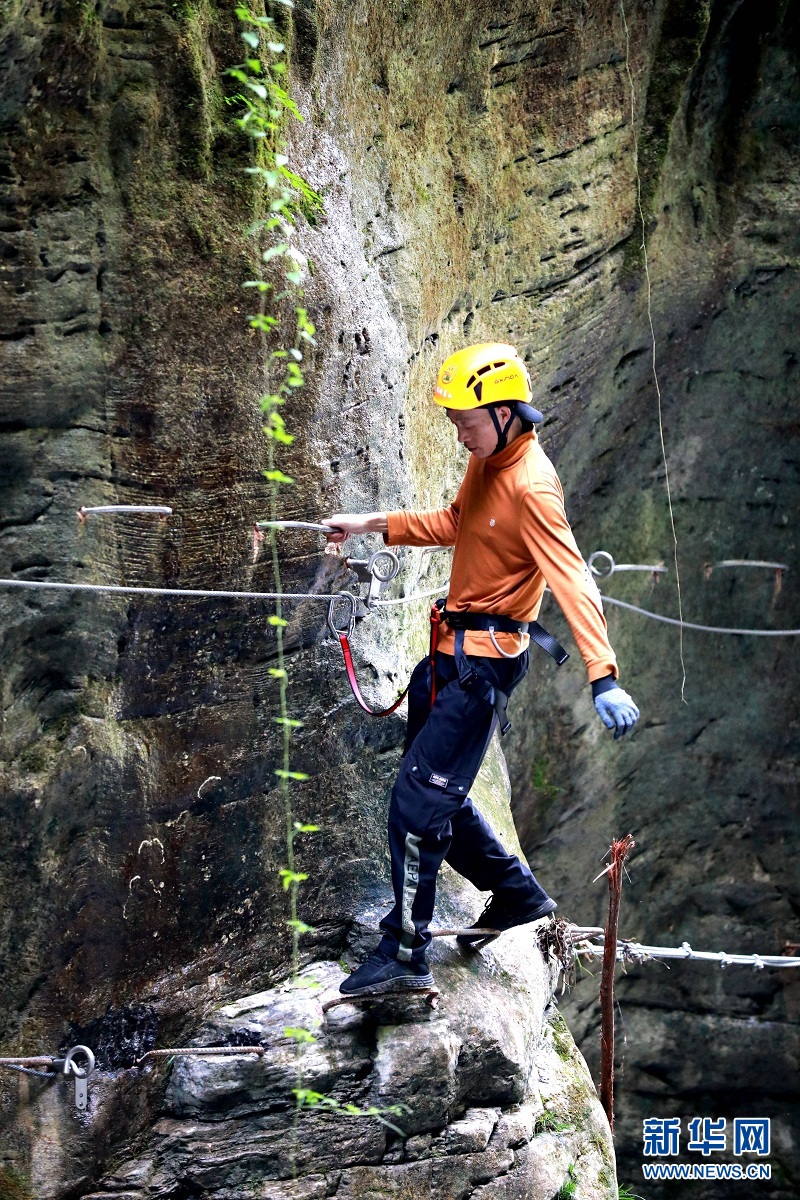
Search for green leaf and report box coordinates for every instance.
[274,716,303,727]
[286,918,315,934]
[279,868,309,890]
[284,1026,316,1043]
[263,469,295,484]
[236,6,274,26]
[275,769,309,780]
[293,822,320,833]
[245,57,261,71]
[285,269,303,286]
[262,243,288,261]
[246,81,268,100]
[270,426,294,445]
[268,615,288,627]
[249,313,279,330]
[268,668,286,678]
[242,280,271,291]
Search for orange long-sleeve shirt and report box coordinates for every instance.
[385,431,618,682]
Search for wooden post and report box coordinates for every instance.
[598,834,635,1133]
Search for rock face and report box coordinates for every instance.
[0,0,797,1196]
[80,946,613,1199]
[499,4,800,1196]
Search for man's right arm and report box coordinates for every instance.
[322,512,388,543]
[323,479,464,547]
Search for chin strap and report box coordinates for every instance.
[488,404,519,455]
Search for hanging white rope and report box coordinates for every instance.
[618,0,687,698]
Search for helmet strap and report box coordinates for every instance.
[488,404,518,455]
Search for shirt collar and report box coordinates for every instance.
[483,430,537,470]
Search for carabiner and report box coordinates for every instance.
[326,591,358,640]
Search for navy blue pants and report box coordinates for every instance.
[377,648,551,963]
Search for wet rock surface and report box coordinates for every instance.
[82,942,614,1199]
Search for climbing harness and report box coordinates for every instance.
[1,524,796,736]
[444,611,569,735]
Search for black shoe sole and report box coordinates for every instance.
[456,899,558,949]
[339,971,435,998]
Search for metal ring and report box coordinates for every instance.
[63,1045,95,1079]
[366,549,400,584]
[588,550,615,579]
[326,592,358,640]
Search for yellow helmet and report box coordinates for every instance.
[433,342,543,425]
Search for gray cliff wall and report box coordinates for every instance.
[501,4,800,1196]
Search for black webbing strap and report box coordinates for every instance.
[527,621,570,666]
[443,609,569,666]
[453,628,513,736]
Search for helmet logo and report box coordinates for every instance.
[441,366,457,383]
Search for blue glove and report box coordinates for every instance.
[592,677,639,739]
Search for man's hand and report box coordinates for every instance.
[321,512,389,544]
[594,686,640,739]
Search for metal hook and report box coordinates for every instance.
[63,1045,95,1111]
[345,549,400,608]
[588,550,616,579]
[326,592,358,640]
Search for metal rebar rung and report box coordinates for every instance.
[134,1045,265,1067]
[78,505,172,520]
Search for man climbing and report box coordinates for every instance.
[323,342,639,997]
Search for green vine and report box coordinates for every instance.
[226,4,406,1179]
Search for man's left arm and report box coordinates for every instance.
[523,485,639,738]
